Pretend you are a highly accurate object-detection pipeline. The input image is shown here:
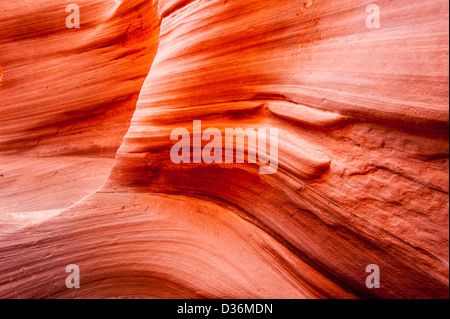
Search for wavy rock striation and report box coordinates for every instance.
[0,0,448,298]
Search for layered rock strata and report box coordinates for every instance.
[0,0,448,298]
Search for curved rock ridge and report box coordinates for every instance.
[0,0,448,299]
[0,0,160,156]
[0,0,159,213]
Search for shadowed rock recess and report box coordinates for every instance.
[0,0,448,299]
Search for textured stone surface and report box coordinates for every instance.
[0,0,448,298]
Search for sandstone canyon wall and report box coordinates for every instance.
[0,0,448,298]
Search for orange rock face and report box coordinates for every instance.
[0,0,448,298]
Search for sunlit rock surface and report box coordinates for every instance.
[0,0,448,298]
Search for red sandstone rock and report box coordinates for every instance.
[0,0,448,299]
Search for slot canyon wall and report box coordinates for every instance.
[0,0,448,298]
